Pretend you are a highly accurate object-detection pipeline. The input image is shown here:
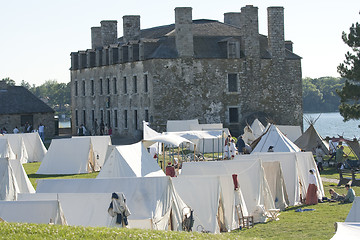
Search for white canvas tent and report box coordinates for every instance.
[345,197,360,222]
[143,121,162,157]
[0,200,66,225]
[97,142,165,178]
[167,119,200,132]
[242,125,256,145]
[180,159,276,222]
[173,175,247,233]
[234,152,324,206]
[0,158,35,201]
[73,135,111,169]
[294,124,329,154]
[0,139,16,159]
[276,125,302,143]
[0,134,28,163]
[331,222,360,240]
[21,132,47,162]
[251,119,265,139]
[252,124,301,153]
[35,177,189,231]
[36,138,97,174]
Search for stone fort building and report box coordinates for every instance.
[70,5,302,138]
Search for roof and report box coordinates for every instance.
[118,19,301,60]
[0,85,54,115]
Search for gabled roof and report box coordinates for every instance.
[0,85,54,115]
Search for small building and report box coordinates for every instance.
[0,81,55,138]
[71,5,303,138]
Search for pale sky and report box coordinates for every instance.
[1,0,359,86]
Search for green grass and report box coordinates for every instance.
[12,163,358,239]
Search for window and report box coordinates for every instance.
[133,76,137,93]
[83,110,86,125]
[107,78,110,94]
[100,79,103,95]
[144,74,148,93]
[124,110,128,128]
[107,110,111,128]
[91,80,94,96]
[92,110,95,125]
[134,110,138,130]
[114,110,118,128]
[75,81,78,96]
[145,109,149,122]
[82,80,86,96]
[75,110,78,126]
[123,77,127,94]
[100,110,104,122]
[228,73,238,92]
[113,77,117,94]
[229,107,239,123]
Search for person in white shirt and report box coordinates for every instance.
[13,126,19,134]
[38,123,45,141]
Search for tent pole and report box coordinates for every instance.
[213,138,214,161]
[194,144,196,161]
[163,143,165,170]
[202,138,205,161]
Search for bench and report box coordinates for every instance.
[338,169,360,187]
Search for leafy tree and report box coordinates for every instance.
[337,16,360,121]
[1,77,15,86]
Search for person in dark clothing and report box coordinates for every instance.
[100,120,105,136]
[236,136,246,154]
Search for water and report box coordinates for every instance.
[303,112,360,139]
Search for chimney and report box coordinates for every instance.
[224,12,241,28]
[91,27,102,49]
[240,5,260,59]
[175,7,194,58]
[267,7,285,59]
[122,15,141,43]
[101,20,118,46]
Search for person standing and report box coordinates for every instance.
[100,120,105,136]
[336,146,346,169]
[236,136,245,154]
[13,126,19,134]
[315,145,325,172]
[305,169,318,205]
[38,123,45,142]
[78,124,86,136]
[93,119,99,136]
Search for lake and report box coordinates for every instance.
[303,112,360,139]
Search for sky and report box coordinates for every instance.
[0,0,359,86]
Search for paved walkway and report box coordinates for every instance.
[321,177,338,184]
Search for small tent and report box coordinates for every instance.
[36,138,97,174]
[345,197,360,222]
[294,124,329,154]
[331,222,360,240]
[251,119,265,139]
[242,125,256,145]
[0,139,16,159]
[35,177,189,231]
[0,200,66,225]
[21,132,47,162]
[97,141,165,178]
[0,158,35,200]
[0,134,28,163]
[252,124,301,153]
[276,125,302,143]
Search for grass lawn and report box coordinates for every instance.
[7,163,358,239]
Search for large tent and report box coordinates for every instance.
[0,200,66,225]
[35,177,189,231]
[173,175,247,233]
[0,139,16,159]
[36,138,97,174]
[294,124,329,154]
[180,159,276,222]
[252,124,301,153]
[0,158,35,200]
[234,152,324,206]
[21,132,47,162]
[97,141,165,178]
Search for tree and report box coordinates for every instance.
[337,15,360,121]
[1,77,15,86]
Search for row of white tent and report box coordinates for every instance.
[0,150,323,233]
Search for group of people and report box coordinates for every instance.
[78,119,112,136]
[1,122,45,142]
[306,169,356,206]
[223,135,252,160]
